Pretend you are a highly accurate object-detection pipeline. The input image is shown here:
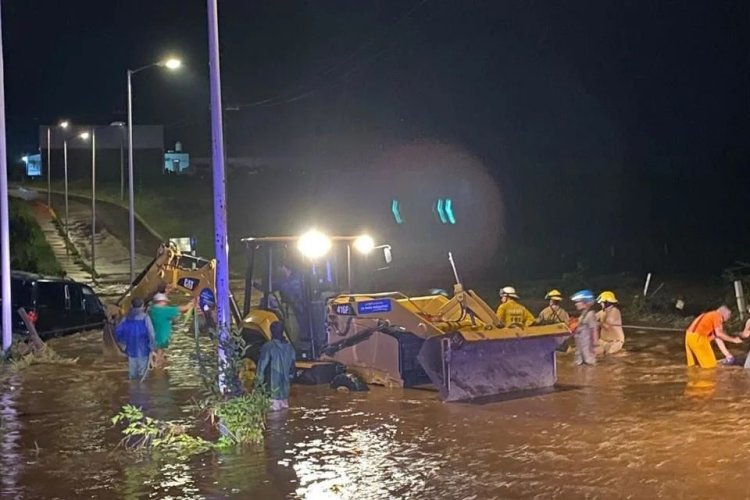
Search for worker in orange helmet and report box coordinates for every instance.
[685,305,741,368]
[496,286,535,327]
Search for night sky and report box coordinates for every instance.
[5,0,750,274]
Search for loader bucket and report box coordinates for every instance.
[417,331,564,402]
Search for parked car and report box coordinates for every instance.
[2,271,106,339]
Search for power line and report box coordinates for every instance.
[227,0,433,111]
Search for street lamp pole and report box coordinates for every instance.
[90,129,96,282]
[0,5,11,352]
[125,57,181,284]
[207,0,233,393]
[120,134,124,202]
[126,69,135,284]
[63,139,69,246]
[46,127,51,208]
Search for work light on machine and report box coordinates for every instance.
[353,234,375,254]
[298,229,332,259]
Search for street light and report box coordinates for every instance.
[162,58,182,70]
[110,121,126,201]
[77,130,96,281]
[126,55,182,283]
[56,120,77,246]
[44,120,69,210]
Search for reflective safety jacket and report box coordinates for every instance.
[496,299,535,327]
[537,305,570,325]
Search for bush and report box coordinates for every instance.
[9,200,62,276]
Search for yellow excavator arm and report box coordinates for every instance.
[106,243,217,321]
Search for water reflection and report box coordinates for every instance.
[0,376,21,498]
[5,324,750,498]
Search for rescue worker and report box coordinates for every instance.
[684,305,740,368]
[496,286,535,327]
[537,289,570,325]
[148,293,194,368]
[115,298,156,380]
[736,305,750,368]
[595,291,625,356]
[255,321,296,411]
[571,290,597,366]
[272,262,307,344]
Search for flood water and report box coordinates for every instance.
[3,320,750,499]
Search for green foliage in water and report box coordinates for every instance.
[196,324,271,447]
[212,390,270,448]
[113,325,270,455]
[112,404,214,457]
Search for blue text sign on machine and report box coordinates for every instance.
[357,299,392,315]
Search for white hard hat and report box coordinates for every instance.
[153,293,169,303]
[499,286,519,298]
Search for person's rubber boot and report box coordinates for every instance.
[719,356,735,366]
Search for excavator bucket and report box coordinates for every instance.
[417,329,566,402]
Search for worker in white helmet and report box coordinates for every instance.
[496,286,534,327]
[595,291,625,356]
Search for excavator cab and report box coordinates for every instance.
[238,233,390,385]
[240,234,388,357]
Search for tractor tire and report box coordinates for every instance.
[330,372,368,393]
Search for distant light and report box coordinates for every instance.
[391,199,403,224]
[298,229,332,259]
[109,121,126,128]
[353,234,375,255]
[21,155,28,163]
[436,199,448,224]
[58,120,69,129]
[163,58,182,70]
[79,132,90,140]
[445,198,456,224]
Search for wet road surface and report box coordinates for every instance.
[3,323,750,499]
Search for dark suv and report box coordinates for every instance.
[4,271,106,339]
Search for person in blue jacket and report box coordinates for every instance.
[255,321,296,411]
[116,298,156,380]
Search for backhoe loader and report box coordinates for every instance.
[111,235,569,402]
[102,242,242,354]
[239,233,569,401]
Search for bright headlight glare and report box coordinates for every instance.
[353,234,375,254]
[298,229,332,259]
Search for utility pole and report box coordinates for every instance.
[0,5,11,352]
[127,70,135,284]
[207,0,233,393]
[46,127,51,208]
[91,129,96,282]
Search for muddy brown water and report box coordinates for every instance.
[3,320,750,499]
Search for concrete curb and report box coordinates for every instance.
[36,188,165,242]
